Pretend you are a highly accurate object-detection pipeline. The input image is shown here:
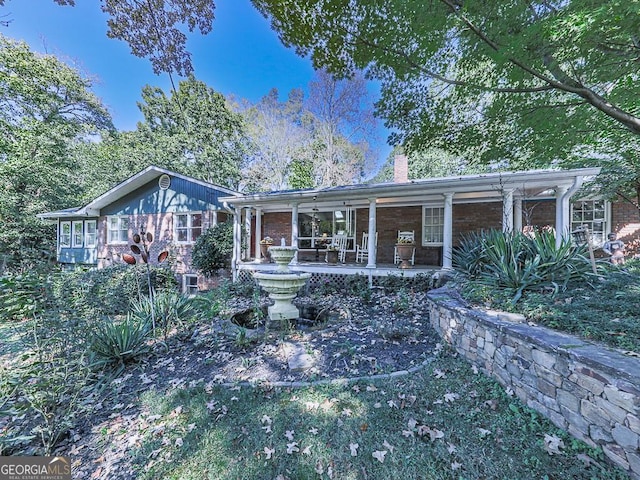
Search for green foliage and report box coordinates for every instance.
[51,265,177,318]
[0,34,113,272]
[344,273,371,302]
[89,315,151,368]
[453,229,593,303]
[130,289,196,340]
[136,76,249,189]
[0,273,51,322]
[254,1,640,198]
[191,222,234,276]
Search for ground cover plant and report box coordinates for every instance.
[0,272,629,478]
[453,229,640,354]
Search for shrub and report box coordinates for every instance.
[51,265,178,318]
[453,229,593,303]
[0,273,52,322]
[89,314,151,368]
[191,222,234,276]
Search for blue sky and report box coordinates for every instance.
[3,0,391,161]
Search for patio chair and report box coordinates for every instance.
[334,233,349,263]
[394,230,416,266]
[355,232,377,263]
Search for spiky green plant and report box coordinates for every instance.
[90,315,151,368]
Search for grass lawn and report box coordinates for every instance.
[129,349,625,480]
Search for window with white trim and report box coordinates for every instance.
[571,200,608,246]
[72,221,83,248]
[85,220,97,247]
[60,221,71,248]
[183,274,199,295]
[107,216,130,244]
[175,213,202,243]
[422,206,445,245]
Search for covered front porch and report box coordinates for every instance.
[221,167,601,282]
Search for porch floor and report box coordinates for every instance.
[238,260,440,278]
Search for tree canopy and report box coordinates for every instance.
[252,0,640,202]
[0,34,112,270]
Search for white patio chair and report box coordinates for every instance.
[355,232,377,263]
[394,230,416,265]
[334,233,349,263]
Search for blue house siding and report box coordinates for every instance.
[102,177,223,216]
[58,248,98,265]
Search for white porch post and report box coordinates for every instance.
[514,196,523,232]
[244,208,252,261]
[555,186,568,248]
[211,209,218,228]
[502,189,514,233]
[254,207,262,263]
[232,206,241,282]
[291,203,299,264]
[442,192,454,270]
[366,197,377,268]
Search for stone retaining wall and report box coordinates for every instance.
[427,287,640,479]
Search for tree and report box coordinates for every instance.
[306,69,377,187]
[135,75,250,189]
[1,0,215,77]
[239,88,312,192]
[0,35,112,271]
[252,1,640,202]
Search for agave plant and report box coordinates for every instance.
[130,290,196,340]
[453,229,593,303]
[90,315,151,368]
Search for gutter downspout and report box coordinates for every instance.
[556,176,584,248]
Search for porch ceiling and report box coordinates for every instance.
[222,167,601,212]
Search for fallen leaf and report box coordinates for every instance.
[451,461,462,470]
[372,450,387,463]
[261,415,272,424]
[383,439,395,453]
[285,430,295,441]
[302,445,312,455]
[366,385,377,392]
[444,393,459,403]
[175,437,183,447]
[478,428,492,438]
[349,443,359,457]
[286,442,299,454]
[447,442,457,454]
[315,461,324,475]
[387,400,398,409]
[308,427,318,435]
[407,418,418,429]
[434,369,446,379]
[402,430,414,438]
[341,408,353,417]
[264,447,275,459]
[543,434,565,455]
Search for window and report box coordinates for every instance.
[60,221,71,248]
[85,220,97,247]
[175,213,202,243]
[571,200,608,246]
[72,221,84,247]
[107,216,130,244]
[183,274,199,295]
[422,206,445,245]
[297,208,356,250]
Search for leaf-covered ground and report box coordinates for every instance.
[2,291,629,479]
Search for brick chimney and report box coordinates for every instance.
[393,154,408,183]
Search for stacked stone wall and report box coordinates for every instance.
[427,287,640,479]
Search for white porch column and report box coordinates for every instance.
[442,192,454,270]
[555,186,568,248]
[231,206,241,282]
[291,203,299,264]
[254,207,262,263]
[502,189,514,233]
[244,208,252,261]
[366,197,377,268]
[211,209,218,228]
[514,196,523,232]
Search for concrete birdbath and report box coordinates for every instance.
[253,243,311,328]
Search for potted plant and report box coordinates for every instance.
[260,236,274,263]
[326,244,339,265]
[395,236,415,269]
